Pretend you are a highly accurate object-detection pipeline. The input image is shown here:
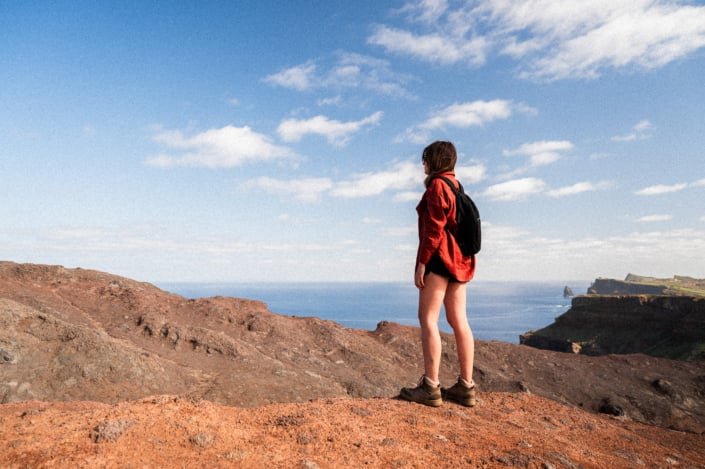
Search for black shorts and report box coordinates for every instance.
[425,254,462,283]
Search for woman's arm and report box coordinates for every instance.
[417,180,450,265]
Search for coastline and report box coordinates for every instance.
[157,280,592,344]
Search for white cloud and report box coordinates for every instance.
[277,111,383,146]
[477,226,705,281]
[317,96,342,106]
[637,214,673,222]
[634,119,653,132]
[383,226,416,237]
[331,160,420,198]
[589,152,610,160]
[396,0,450,24]
[482,222,530,241]
[241,160,423,202]
[145,125,294,168]
[330,53,415,97]
[483,177,609,200]
[547,181,610,198]
[15,219,705,282]
[264,63,317,91]
[368,25,489,66]
[393,243,418,252]
[483,177,547,201]
[426,100,514,128]
[455,164,487,185]
[612,119,654,142]
[523,2,705,80]
[503,140,574,167]
[394,191,424,202]
[372,1,705,81]
[48,227,112,240]
[635,182,688,195]
[401,99,521,144]
[246,177,334,202]
[264,53,414,98]
[636,178,705,195]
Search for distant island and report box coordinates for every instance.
[521,274,705,361]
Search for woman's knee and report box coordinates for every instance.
[447,315,471,335]
[418,314,441,332]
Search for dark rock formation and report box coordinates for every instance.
[563,286,573,297]
[588,278,668,295]
[521,293,705,361]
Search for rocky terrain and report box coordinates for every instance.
[3,392,704,468]
[1,261,704,467]
[521,275,705,361]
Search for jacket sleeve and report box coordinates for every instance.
[417,180,451,265]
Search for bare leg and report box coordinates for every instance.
[444,281,474,382]
[418,272,448,383]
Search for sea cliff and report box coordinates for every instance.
[588,274,705,296]
[521,275,705,360]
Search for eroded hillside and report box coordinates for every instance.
[1,262,704,435]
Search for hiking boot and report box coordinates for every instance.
[442,377,476,407]
[399,376,442,407]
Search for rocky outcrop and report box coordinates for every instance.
[0,262,432,406]
[588,273,705,296]
[2,262,705,435]
[521,293,705,360]
[588,278,668,295]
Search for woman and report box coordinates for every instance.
[400,141,477,407]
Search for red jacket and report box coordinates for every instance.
[416,171,476,282]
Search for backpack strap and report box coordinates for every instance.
[433,176,463,195]
[431,176,461,233]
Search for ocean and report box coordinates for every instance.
[158,281,591,344]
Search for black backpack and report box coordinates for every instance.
[434,176,481,256]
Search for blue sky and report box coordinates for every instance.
[2,0,705,283]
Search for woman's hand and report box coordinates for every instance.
[415,263,426,289]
